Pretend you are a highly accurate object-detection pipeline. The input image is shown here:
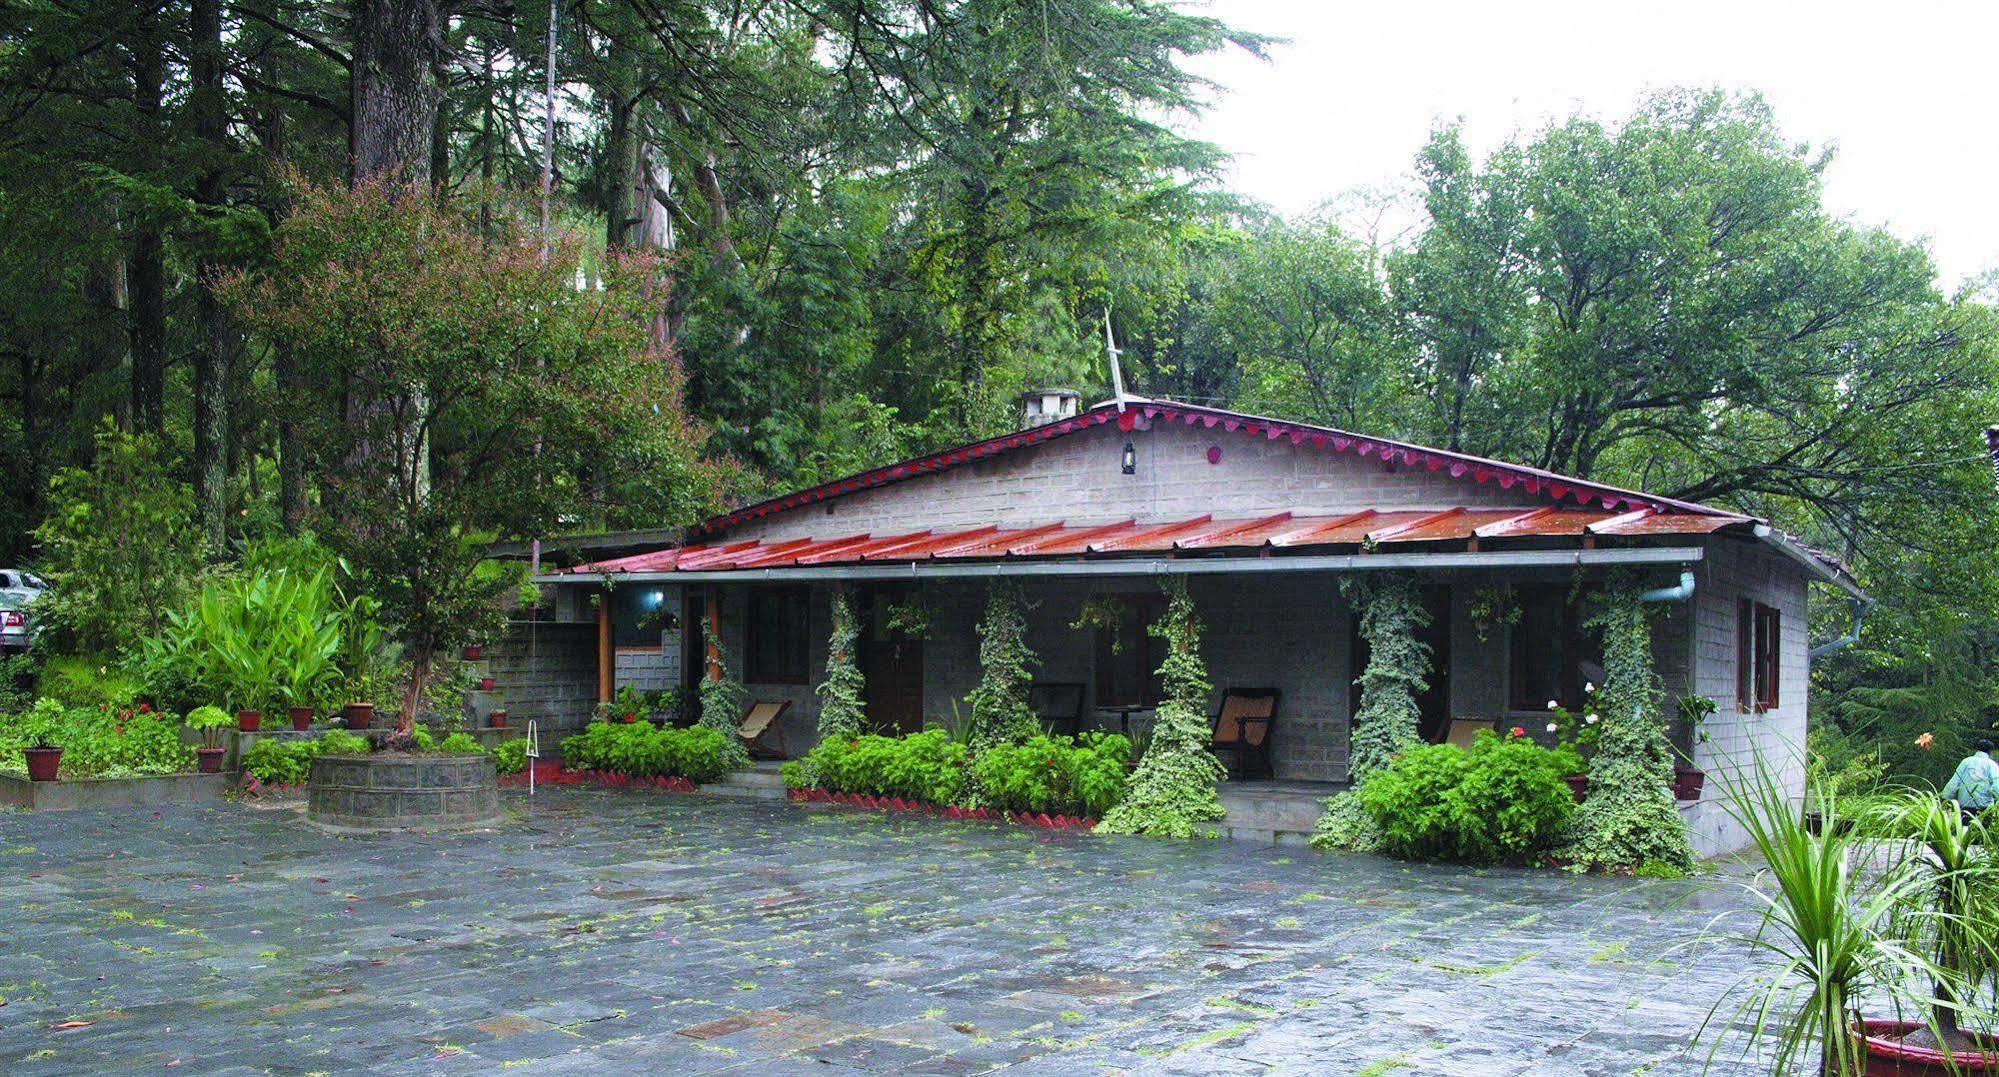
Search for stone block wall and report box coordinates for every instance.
[490,620,598,734]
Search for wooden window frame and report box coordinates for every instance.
[745,586,811,685]
[1738,599,1781,712]
[1508,585,1592,712]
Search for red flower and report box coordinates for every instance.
[1509,726,1526,738]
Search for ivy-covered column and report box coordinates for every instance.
[815,583,865,743]
[697,606,751,770]
[966,577,1039,750]
[1561,588,1693,871]
[1312,573,1432,852]
[1098,577,1226,837]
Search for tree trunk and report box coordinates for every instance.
[350,0,444,186]
[128,20,166,437]
[191,0,230,557]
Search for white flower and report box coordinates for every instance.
[1585,681,1595,693]
[1585,713,1599,724]
[1545,722,1558,733]
[1546,699,1559,710]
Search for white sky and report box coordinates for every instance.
[1183,0,1999,288]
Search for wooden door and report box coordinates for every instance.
[859,585,924,735]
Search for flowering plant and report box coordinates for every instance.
[1543,682,1605,759]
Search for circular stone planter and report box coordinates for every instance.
[307,753,500,832]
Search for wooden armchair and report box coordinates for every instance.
[1209,687,1279,780]
[738,700,792,761]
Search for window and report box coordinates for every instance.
[1094,594,1167,708]
[1349,584,1453,742]
[746,587,810,684]
[1508,585,1604,711]
[610,585,673,650]
[1738,600,1781,711]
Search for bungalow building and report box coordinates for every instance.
[521,393,1863,858]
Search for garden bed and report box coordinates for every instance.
[306,753,500,832]
[0,770,234,812]
[788,787,1099,830]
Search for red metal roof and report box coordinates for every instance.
[570,507,1743,577]
[690,399,1752,538]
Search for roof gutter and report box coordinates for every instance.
[1752,524,1867,599]
[1809,597,1872,660]
[535,545,1704,586]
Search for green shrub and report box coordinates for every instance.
[314,729,371,756]
[493,738,529,775]
[36,655,143,710]
[796,729,972,805]
[1359,733,1577,865]
[184,704,233,748]
[241,738,315,785]
[557,720,734,784]
[408,724,435,751]
[437,732,483,754]
[970,733,1131,817]
[52,703,194,778]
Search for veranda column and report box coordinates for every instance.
[596,588,613,705]
[704,585,722,681]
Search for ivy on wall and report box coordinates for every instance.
[966,578,1040,750]
[698,617,751,770]
[1312,573,1433,852]
[815,585,866,744]
[1560,586,1693,872]
[1098,577,1227,837]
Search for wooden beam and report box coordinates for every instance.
[704,585,722,681]
[596,591,613,704]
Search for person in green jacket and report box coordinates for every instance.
[1941,737,1999,826]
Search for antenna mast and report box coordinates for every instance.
[1104,308,1127,413]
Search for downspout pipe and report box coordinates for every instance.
[1809,598,1871,660]
[1637,569,1696,603]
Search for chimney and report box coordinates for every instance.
[1019,388,1081,429]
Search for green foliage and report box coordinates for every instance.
[133,539,354,716]
[789,729,973,807]
[1560,588,1693,873]
[24,701,192,778]
[1356,734,1577,865]
[965,579,1039,750]
[183,704,232,749]
[436,732,483,755]
[315,729,370,756]
[814,586,866,744]
[492,738,529,776]
[558,720,734,784]
[36,654,142,710]
[695,621,750,771]
[969,733,1132,818]
[30,422,202,656]
[1098,578,1225,837]
[1312,574,1433,853]
[239,728,376,785]
[1865,791,1999,1040]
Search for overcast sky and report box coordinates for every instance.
[1182,0,1998,288]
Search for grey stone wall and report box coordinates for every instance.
[712,418,1548,545]
[491,620,598,734]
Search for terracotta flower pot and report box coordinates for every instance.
[462,645,482,661]
[289,706,313,732]
[343,702,373,730]
[1564,774,1588,803]
[24,746,61,782]
[489,710,507,729]
[1860,1019,1999,1075]
[236,709,262,733]
[1673,767,1706,801]
[479,677,495,691]
[196,746,225,774]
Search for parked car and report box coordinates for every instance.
[0,569,45,603]
[0,570,44,654]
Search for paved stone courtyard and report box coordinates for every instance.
[0,788,1776,1075]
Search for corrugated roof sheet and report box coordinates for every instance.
[570,507,1742,576]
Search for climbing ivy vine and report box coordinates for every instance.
[965,578,1040,750]
[815,585,866,743]
[698,618,751,770]
[1098,577,1227,837]
[1560,586,1693,872]
[1312,574,1433,852]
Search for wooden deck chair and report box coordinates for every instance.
[739,700,792,760]
[1209,687,1279,780]
[1029,682,1086,737]
[1440,717,1495,749]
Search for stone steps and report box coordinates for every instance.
[1217,781,1341,845]
[702,763,789,801]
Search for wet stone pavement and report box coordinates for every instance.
[0,788,1773,1075]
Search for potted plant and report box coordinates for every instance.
[1673,695,1716,800]
[186,705,233,774]
[1546,688,1604,799]
[19,697,67,781]
[288,705,313,732]
[462,644,482,661]
[1859,792,1999,1073]
[1705,757,1988,1076]
[489,708,507,730]
[236,708,262,733]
